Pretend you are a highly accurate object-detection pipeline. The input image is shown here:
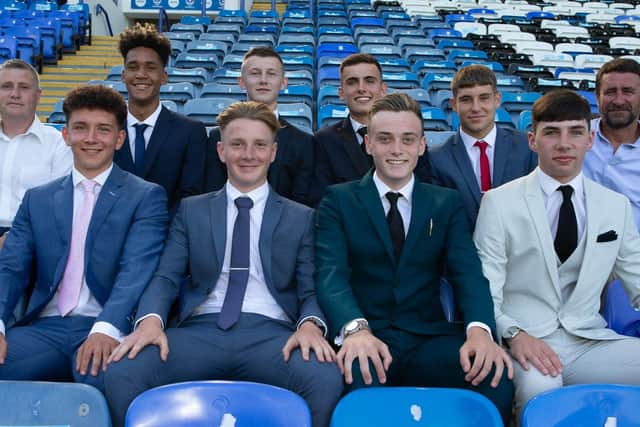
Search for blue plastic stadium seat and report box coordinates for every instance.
[522,384,640,427]
[331,387,502,427]
[200,82,245,100]
[125,381,311,427]
[318,104,349,129]
[183,98,236,126]
[422,107,450,131]
[603,279,640,337]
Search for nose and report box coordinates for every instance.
[9,86,20,98]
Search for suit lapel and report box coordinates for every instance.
[570,178,600,301]
[53,175,74,284]
[492,127,509,186]
[400,182,432,266]
[339,118,370,176]
[259,189,281,289]
[355,173,396,265]
[451,133,482,206]
[524,171,561,298]
[209,189,227,267]
[141,107,172,178]
[117,126,135,172]
[85,166,126,257]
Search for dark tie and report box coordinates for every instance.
[554,185,577,263]
[386,192,405,261]
[474,140,491,192]
[133,123,148,175]
[357,126,368,156]
[217,196,253,330]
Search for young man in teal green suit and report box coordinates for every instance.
[315,93,514,424]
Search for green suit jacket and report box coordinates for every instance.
[315,171,497,339]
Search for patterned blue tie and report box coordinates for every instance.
[217,196,253,330]
[133,123,148,175]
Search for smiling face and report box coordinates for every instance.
[451,84,501,139]
[597,71,640,131]
[239,55,286,110]
[63,108,125,179]
[217,117,277,193]
[529,119,593,183]
[121,46,167,109]
[339,62,387,124]
[366,110,425,190]
[0,67,40,125]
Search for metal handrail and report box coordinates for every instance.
[94,3,113,37]
[157,7,170,32]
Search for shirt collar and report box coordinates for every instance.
[0,115,46,143]
[349,115,366,134]
[373,171,414,205]
[459,124,497,150]
[225,180,269,206]
[71,164,113,188]
[127,102,163,128]
[537,167,584,200]
[592,117,640,148]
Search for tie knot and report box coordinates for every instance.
[234,196,253,210]
[357,126,368,138]
[134,123,148,131]
[81,180,96,194]
[474,140,488,152]
[557,185,574,201]
[386,192,401,206]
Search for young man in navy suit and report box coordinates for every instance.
[429,65,537,229]
[206,47,314,206]
[0,85,168,391]
[115,23,207,211]
[106,101,342,427]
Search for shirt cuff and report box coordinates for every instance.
[334,317,367,346]
[89,321,124,343]
[135,313,165,330]
[466,321,493,341]
[297,316,327,337]
[0,319,5,336]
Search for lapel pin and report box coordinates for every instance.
[429,218,433,237]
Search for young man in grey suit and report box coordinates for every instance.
[474,90,640,418]
[430,65,537,228]
[106,101,342,427]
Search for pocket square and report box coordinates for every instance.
[597,230,618,242]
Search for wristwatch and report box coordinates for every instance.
[503,326,523,348]
[343,319,370,338]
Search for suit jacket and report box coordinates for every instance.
[310,118,432,206]
[135,187,326,328]
[314,171,496,338]
[115,106,207,211]
[0,165,168,333]
[429,126,537,228]
[474,170,640,342]
[205,118,314,206]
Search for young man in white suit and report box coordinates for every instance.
[474,89,640,417]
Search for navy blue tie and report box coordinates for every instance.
[133,123,148,175]
[217,196,253,330]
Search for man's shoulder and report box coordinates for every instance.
[497,126,528,141]
[429,132,458,159]
[159,107,206,131]
[278,120,312,143]
[585,175,631,205]
[314,120,346,141]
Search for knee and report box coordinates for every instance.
[513,367,562,411]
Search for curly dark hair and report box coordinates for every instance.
[63,85,127,129]
[118,23,172,67]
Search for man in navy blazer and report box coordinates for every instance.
[430,65,537,228]
[206,47,314,206]
[114,23,207,211]
[310,54,431,206]
[106,102,342,427]
[0,85,168,391]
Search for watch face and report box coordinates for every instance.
[345,320,359,333]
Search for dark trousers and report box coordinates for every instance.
[0,316,105,391]
[105,313,343,427]
[347,327,514,426]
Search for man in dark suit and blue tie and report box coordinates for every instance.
[106,101,342,427]
[206,47,314,206]
[315,93,514,424]
[0,85,168,391]
[114,23,207,211]
[310,53,431,206]
[429,65,537,228]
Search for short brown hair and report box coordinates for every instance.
[118,23,171,67]
[450,65,497,96]
[0,58,40,87]
[531,89,591,131]
[216,101,281,136]
[242,46,284,69]
[595,57,640,95]
[63,85,127,129]
[370,92,423,133]
[339,53,382,77]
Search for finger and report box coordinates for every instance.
[490,356,504,388]
[379,345,392,371]
[77,344,91,375]
[102,344,112,372]
[282,338,294,362]
[325,343,337,363]
[300,340,311,362]
[505,352,515,380]
[108,341,130,364]
[472,353,494,386]
[515,352,530,371]
[459,346,471,373]
[336,348,346,375]
[465,350,485,382]
[158,334,170,362]
[90,348,102,377]
[529,355,549,376]
[357,352,373,385]
[547,350,563,374]
[343,352,354,384]
[310,341,325,363]
[370,351,387,384]
[0,339,6,364]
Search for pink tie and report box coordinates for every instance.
[57,180,97,316]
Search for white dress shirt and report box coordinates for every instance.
[349,116,367,146]
[0,116,72,227]
[126,103,162,162]
[459,125,497,189]
[0,165,122,340]
[537,168,586,243]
